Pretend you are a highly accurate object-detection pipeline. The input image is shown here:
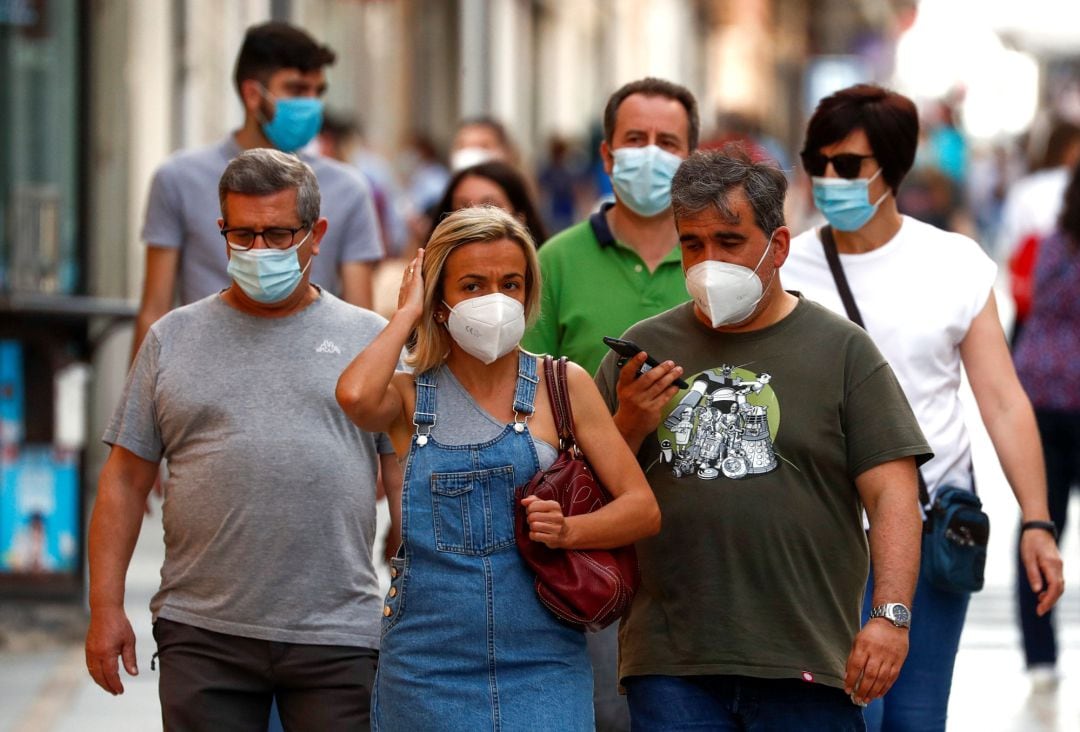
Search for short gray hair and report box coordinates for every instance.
[671,146,787,235]
[218,148,320,225]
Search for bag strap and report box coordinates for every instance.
[821,225,865,328]
[542,355,578,454]
[821,225,932,511]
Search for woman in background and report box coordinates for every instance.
[429,160,549,245]
[1012,161,1080,688]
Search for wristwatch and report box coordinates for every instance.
[869,603,911,629]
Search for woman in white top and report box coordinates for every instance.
[783,83,1063,732]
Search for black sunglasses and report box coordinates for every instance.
[800,151,875,179]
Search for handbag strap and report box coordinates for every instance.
[542,355,578,453]
[821,225,932,512]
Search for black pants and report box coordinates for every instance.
[1017,408,1080,667]
[153,618,378,731]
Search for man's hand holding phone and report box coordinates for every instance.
[611,349,686,454]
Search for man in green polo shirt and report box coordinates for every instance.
[522,77,698,732]
[522,77,698,376]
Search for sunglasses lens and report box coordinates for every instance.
[833,154,864,179]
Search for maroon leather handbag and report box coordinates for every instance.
[514,356,640,632]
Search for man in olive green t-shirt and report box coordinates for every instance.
[595,149,930,729]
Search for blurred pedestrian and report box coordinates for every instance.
[319,111,408,258]
[449,115,519,172]
[997,119,1080,341]
[429,160,548,244]
[131,22,384,361]
[85,150,388,728]
[595,148,927,729]
[521,77,699,729]
[537,135,588,234]
[1012,161,1080,691]
[336,206,660,731]
[784,83,1064,732]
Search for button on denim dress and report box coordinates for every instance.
[373,352,593,731]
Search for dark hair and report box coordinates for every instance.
[603,77,700,151]
[320,110,359,139]
[671,145,787,236]
[233,22,336,95]
[429,161,549,244]
[1060,162,1080,251]
[1040,119,1080,170]
[801,84,918,194]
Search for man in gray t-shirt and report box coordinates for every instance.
[86,148,386,729]
[132,21,384,361]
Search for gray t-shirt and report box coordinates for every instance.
[142,134,384,305]
[104,289,388,648]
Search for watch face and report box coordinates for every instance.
[890,605,910,625]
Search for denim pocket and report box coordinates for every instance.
[430,466,516,555]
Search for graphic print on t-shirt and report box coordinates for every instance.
[656,364,779,481]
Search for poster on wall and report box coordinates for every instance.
[0,446,79,575]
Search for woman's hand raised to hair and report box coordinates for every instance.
[397,248,426,322]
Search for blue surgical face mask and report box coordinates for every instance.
[259,87,324,152]
[811,168,889,232]
[226,231,312,303]
[611,145,683,217]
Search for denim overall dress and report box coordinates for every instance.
[373,352,593,731]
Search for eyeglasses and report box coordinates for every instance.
[220,226,309,250]
[800,151,875,179]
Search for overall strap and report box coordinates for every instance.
[513,350,539,415]
[413,368,439,434]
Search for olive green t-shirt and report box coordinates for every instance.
[595,296,930,690]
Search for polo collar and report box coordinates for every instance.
[589,202,617,248]
[591,201,683,265]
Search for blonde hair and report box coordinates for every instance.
[408,206,541,374]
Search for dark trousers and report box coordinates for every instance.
[153,618,377,732]
[1017,409,1080,667]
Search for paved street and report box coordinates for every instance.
[1,385,1077,731]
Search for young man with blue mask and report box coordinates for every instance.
[784,84,1062,731]
[521,77,698,730]
[595,148,930,730]
[86,149,389,728]
[132,21,384,361]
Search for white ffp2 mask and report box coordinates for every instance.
[444,293,526,364]
[685,233,775,327]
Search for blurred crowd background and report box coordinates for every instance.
[1,0,1079,607]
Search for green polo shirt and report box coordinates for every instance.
[523,203,690,375]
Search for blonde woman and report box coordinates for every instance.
[336,206,660,731]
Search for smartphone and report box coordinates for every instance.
[603,336,689,390]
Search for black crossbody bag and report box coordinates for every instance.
[821,226,988,594]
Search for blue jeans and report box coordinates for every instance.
[862,567,969,732]
[625,675,865,731]
[1016,409,1078,668]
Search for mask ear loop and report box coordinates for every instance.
[748,230,780,299]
